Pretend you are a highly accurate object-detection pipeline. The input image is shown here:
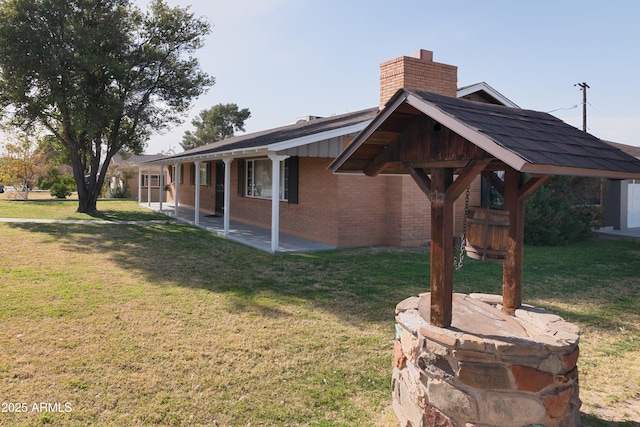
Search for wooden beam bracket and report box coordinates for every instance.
[518,174,551,201]
[403,161,432,200]
[482,170,505,198]
[446,158,492,201]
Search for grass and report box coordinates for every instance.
[0,198,170,221]
[0,200,638,426]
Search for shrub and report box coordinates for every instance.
[104,185,130,199]
[525,176,602,245]
[49,182,73,199]
[36,168,74,190]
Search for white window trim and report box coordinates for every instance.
[199,163,210,186]
[143,174,160,188]
[246,158,287,201]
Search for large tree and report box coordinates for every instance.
[0,0,213,213]
[180,103,250,150]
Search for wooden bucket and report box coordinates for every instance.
[464,207,510,263]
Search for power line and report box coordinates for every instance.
[547,105,578,114]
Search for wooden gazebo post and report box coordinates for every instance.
[429,168,454,327]
[414,159,490,327]
[501,168,550,315]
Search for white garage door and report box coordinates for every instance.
[628,182,640,228]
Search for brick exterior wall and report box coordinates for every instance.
[227,157,391,247]
[336,173,387,247]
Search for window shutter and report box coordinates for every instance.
[237,159,245,196]
[287,156,299,204]
[189,164,195,185]
[206,162,212,186]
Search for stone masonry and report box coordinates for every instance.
[393,293,581,427]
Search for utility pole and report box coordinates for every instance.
[576,82,589,131]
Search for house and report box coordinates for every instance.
[602,141,640,230]
[144,50,523,252]
[110,153,169,202]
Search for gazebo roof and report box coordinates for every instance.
[330,89,640,179]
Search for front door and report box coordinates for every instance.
[215,162,225,214]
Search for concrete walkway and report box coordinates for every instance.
[140,202,337,254]
[0,203,336,254]
[594,226,640,240]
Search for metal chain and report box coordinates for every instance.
[454,186,470,271]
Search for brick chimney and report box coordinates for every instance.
[379,49,458,108]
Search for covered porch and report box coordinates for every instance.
[141,202,336,254]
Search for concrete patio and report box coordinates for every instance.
[141,202,336,254]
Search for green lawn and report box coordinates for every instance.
[0,199,169,221]
[0,200,638,426]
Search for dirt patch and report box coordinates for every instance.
[581,391,640,425]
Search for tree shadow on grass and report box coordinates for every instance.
[87,209,172,222]
[581,413,640,427]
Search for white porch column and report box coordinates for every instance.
[174,164,180,218]
[137,167,142,203]
[223,157,233,237]
[268,154,289,253]
[147,167,152,207]
[194,161,201,225]
[159,165,164,211]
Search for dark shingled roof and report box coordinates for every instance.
[155,107,379,162]
[331,89,640,179]
[605,140,640,158]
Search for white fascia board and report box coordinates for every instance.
[405,93,528,171]
[457,82,520,108]
[146,147,272,165]
[142,123,371,166]
[268,121,372,153]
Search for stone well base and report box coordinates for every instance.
[393,293,581,427]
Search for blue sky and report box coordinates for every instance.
[139,0,640,154]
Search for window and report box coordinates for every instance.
[175,164,183,184]
[246,158,287,201]
[143,174,160,188]
[238,157,298,203]
[189,163,210,185]
[199,163,210,186]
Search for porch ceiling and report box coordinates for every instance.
[330,89,640,180]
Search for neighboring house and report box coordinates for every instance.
[603,141,640,230]
[111,153,169,202]
[146,50,518,251]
